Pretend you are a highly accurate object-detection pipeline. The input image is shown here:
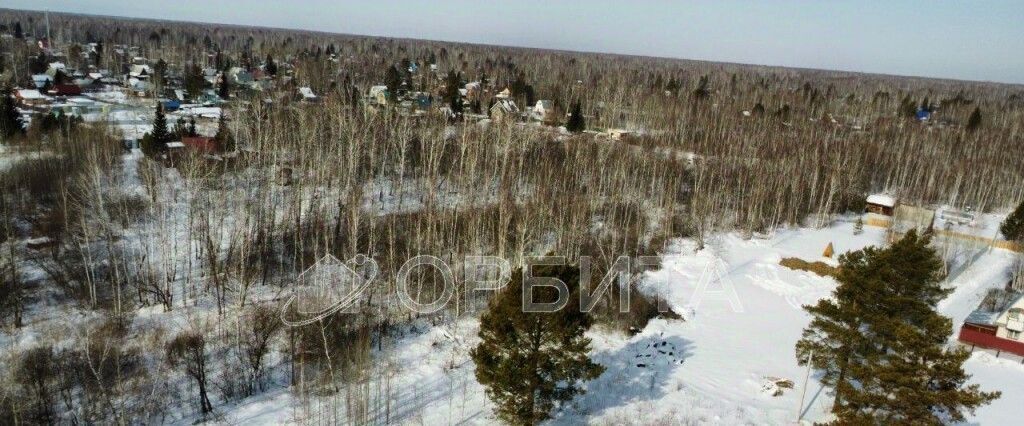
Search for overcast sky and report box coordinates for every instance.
[5,0,1023,84]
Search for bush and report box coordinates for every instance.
[779,257,838,277]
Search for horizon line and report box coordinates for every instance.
[3,6,1022,88]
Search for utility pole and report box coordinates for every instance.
[796,350,813,424]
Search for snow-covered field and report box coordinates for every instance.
[216,218,1022,425]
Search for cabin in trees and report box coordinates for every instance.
[959,289,1024,357]
[604,128,634,141]
[182,136,218,153]
[490,99,519,123]
[298,87,318,102]
[368,85,389,105]
[531,100,555,123]
[865,193,896,216]
[15,89,49,107]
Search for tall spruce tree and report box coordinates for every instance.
[566,101,585,133]
[149,102,171,150]
[444,70,461,105]
[471,265,604,424]
[449,94,464,120]
[218,68,231,100]
[966,107,982,132]
[999,200,1024,241]
[797,231,998,422]
[1,86,26,139]
[264,54,278,77]
[184,64,206,100]
[385,65,402,102]
[214,114,234,152]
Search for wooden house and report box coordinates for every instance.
[182,136,218,153]
[490,99,519,123]
[959,289,1024,357]
[865,193,896,216]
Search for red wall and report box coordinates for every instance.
[958,325,1024,356]
[182,137,217,153]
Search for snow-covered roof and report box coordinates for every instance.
[129,64,151,76]
[177,106,222,119]
[299,87,317,99]
[166,141,186,149]
[966,293,1024,326]
[866,193,896,207]
[16,89,46,100]
[491,98,518,114]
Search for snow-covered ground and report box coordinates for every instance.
[215,217,1022,424]
[3,147,1017,424]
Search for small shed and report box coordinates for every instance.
[605,128,634,141]
[915,108,932,122]
[298,87,317,102]
[162,100,181,112]
[182,137,218,153]
[865,193,896,216]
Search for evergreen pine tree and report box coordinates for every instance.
[966,107,982,132]
[566,101,585,133]
[264,54,278,77]
[449,94,464,120]
[218,68,231,100]
[798,231,999,422]
[186,117,198,138]
[898,95,917,118]
[184,64,206,100]
[999,200,1024,241]
[444,70,461,105]
[838,232,998,422]
[151,102,171,148]
[53,69,68,86]
[471,265,604,424]
[385,65,402,102]
[214,114,235,153]
[796,245,881,411]
[13,22,23,39]
[692,75,711,100]
[1,86,26,139]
